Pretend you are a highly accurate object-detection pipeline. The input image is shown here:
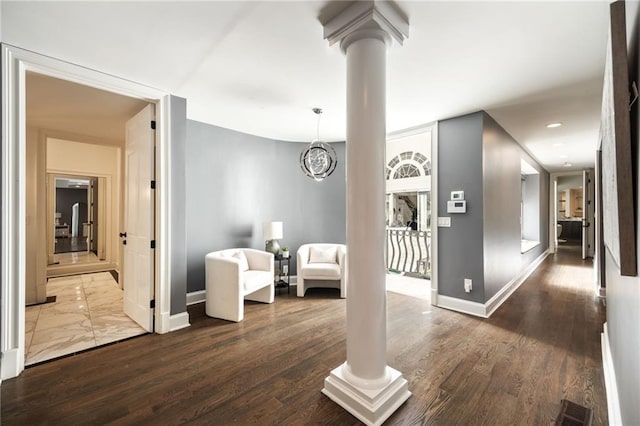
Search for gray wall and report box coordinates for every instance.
[438,111,549,304]
[169,96,188,315]
[438,112,486,302]
[606,2,640,424]
[186,120,346,293]
[483,113,548,301]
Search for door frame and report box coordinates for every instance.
[1,44,174,379]
[386,122,438,305]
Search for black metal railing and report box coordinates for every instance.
[386,228,431,278]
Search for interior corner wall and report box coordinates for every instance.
[25,126,47,305]
[169,95,188,315]
[482,112,549,301]
[185,121,346,294]
[437,112,486,302]
[606,2,640,424]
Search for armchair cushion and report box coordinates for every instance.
[301,262,341,279]
[244,270,271,293]
[232,250,249,271]
[309,246,337,264]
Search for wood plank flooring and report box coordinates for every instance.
[1,244,607,425]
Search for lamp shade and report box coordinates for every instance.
[263,221,283,240]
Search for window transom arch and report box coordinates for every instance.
[386,150,431,180]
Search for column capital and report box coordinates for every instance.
[323,0,409,50]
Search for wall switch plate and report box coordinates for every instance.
[437,217,451,227]
[464,278,472,292]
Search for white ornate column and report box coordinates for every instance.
[321,2,410,425]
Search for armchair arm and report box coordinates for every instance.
[243,249,274,274]
[297,245,310,270]
[206,254,243,288]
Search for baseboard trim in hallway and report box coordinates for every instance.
[602,323,622,425]
[438,249,550,318]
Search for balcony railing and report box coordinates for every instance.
[386,228,431,278]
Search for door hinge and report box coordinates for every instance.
[151,180,156,189]
[150,299,155,309]
[151,120,156,130]
[151,240,156,249]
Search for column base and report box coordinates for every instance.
[322,362,411,426]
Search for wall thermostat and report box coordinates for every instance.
[447,200,467,213]
[451,190,465,201]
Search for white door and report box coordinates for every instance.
[123,104,155,332]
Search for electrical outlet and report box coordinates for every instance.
[464,278,472,293]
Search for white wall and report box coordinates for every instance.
[46,137,122,270]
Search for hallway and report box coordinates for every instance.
[3,246,606,424]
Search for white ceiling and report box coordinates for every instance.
[2,1,611,172]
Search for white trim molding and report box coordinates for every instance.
[187,290,206,306]
[322,363,410,426]
[437,250,550,318]
[169,312,191,332]
[485,249,550,317]
[601,323,622,426]
[1,44,172,379]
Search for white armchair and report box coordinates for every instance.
[297,243,347,298]
[205,248,274,322]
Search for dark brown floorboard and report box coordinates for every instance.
[1,244,607,425]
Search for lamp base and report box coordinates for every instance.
[265,240,280,256]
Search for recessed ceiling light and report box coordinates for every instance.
[546,122,563,128]
[563,162,572,167]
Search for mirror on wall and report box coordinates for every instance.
[48,173,106,265]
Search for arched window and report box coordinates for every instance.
[386,151,431,180]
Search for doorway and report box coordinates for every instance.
[553,171,595,258]
[385,126,436,301]
[24,73,154,364]
[1,45,174,378]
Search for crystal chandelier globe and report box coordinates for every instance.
[300,108,337,181]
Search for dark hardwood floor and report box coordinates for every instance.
[2,244,606,425]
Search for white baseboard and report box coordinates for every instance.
[169,312,190,332]
[485,249,550,317]
[601,323,622,425]
[437,295,487,317]
[187,290,206,306]
[437,249,550,318]
[1,348,22,380]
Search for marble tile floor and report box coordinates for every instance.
[25,272,147,366]
[386,273,431,301]
[53,251,100,266]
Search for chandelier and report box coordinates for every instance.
[300,108,337,181]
